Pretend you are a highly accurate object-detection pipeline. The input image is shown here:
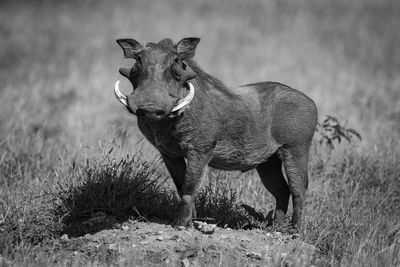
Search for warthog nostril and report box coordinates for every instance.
[154,109,165,117]
[136,108,165,119]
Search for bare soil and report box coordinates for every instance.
[44,219,315,266]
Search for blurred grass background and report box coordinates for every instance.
[1,0,399,149]
[0,0,399,266]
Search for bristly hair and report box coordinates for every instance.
[158,38,174,49]
[146,39,238,99]
[147,38,174,52]
[185,59,239,99]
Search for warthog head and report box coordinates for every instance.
[115,37,200,120]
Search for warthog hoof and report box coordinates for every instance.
[174,216,192,227]
[273,222,299,235]
[174,203,197,227]
[274,210,287,226]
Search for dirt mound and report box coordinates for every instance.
[46,220,315,266]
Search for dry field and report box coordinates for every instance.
[0,0,399,266]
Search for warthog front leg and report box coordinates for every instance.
[161,153,186,195]
[175,150,211,226]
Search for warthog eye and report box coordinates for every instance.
[131,64,138,73]
[134,58,142,70]
[172,61,183,80]
[130,59,143,77]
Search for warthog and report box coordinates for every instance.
[114,37,317,231]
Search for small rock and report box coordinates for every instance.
[139,233,147,239]
[60,234,69,241]
[156,230,163,235]
[177,226,186,231]
[156,236,164,241]
[73,251,78,256]
[122,225,129,231]
[193,221,216,234]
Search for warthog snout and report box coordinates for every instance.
[126,91,173,120]
[114,80,195,118]
[135,106,166,120]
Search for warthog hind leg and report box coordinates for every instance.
[256,153,290,225]
[278,145,309,232]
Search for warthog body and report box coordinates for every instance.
[115,38,317,230]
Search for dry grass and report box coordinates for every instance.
[1,0,399,266]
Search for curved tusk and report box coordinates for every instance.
[114,80,128,106]
[171,82,195,112]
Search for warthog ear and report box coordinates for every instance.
[176,37,200,59]
[116,39,143,59]
[158,38,173,48]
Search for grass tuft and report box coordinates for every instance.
[195,179,266,229]
[54,153,178,237]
